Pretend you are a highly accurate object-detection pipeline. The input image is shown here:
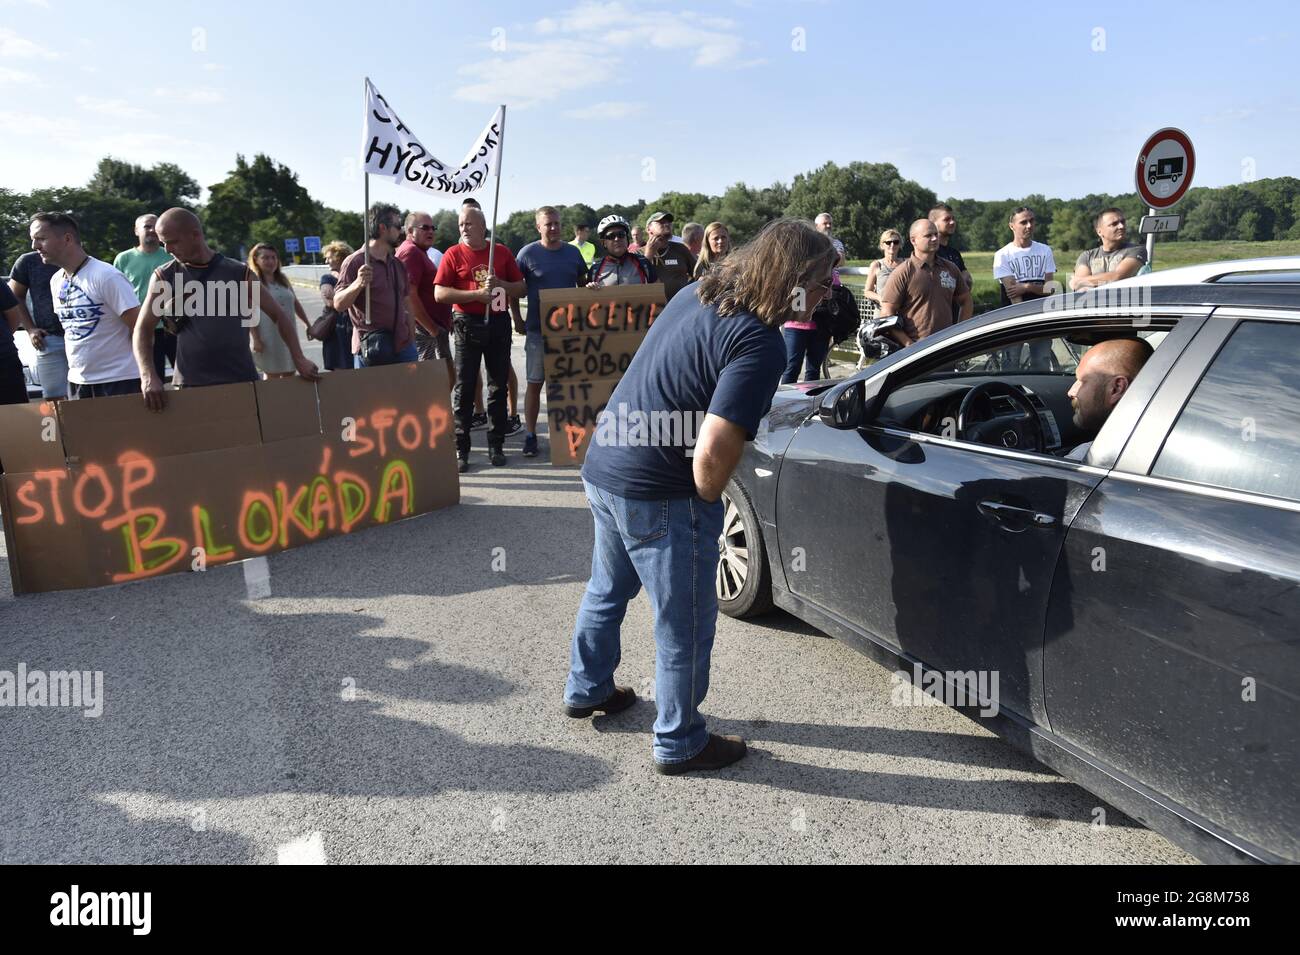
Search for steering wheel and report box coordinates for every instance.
[955,382,1045,453]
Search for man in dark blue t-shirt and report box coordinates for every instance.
[513,206,588,457]
[9,250,65,398]
[564,218,839,775]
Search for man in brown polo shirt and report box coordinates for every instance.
[879,218,973,349]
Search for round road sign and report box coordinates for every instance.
[1136,127,1195,209]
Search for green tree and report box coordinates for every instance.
[203,154,321,257]
[87,157,200,211]
[1045,206,1091,253]
[318,205,364,248]
[786,161,936,258]
[560,202,598,235]
[150,162,201,210]
[23,187,147,261]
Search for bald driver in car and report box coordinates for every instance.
[1065,337,1153,461]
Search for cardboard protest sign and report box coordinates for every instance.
[0,361,457,595]
[539,284,665,467]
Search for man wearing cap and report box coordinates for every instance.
[587,216,656,287]
[642,212,696,302]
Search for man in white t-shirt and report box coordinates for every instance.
[992,206,1057,308]
[31,212,142,399]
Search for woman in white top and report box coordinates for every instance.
[247,243,311,378]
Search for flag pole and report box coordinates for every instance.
[363,76,372,329]
[485,104,506,306]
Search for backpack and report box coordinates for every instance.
[813,284,860,345]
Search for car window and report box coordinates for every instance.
[1152,320,1300,502]
[925,329,1166,379]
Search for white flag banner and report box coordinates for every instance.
[361,79,503,196]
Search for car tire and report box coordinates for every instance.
[717,478,774,619]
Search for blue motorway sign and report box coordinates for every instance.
[284,238,301,253]
[304,235,322,253]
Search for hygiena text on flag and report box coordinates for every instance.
[361,79,503,196]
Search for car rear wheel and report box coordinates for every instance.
[717,478,773,618]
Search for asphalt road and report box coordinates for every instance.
[0,283,1195,864]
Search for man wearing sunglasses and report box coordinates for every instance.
[586,216,655,288]
[32,212,143,400]
[396,211,455,388]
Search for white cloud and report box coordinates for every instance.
[564,100,645,120]
[0,26,58,59]
[0,65,38,86]
[88,131,202,157]
[201,62,227,72]
[1201,107,1257,124]
[75,95,156,120]
[455,40,616,108]
[153,86,224,104]
[454,1,758,108]
[541,1,754,68]
[0,109,78,139]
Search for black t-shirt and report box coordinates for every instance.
[0,281,22,362]
[936,244,966,277]
[10,251,61,334]
[582,285,788,500]
[936,244,968,318]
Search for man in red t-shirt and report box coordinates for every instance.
[396,211,455,387]
[434,204,526,470]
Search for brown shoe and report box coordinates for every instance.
[564,686,638,719]
[654,733,747,775]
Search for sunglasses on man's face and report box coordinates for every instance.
[883,240,900,245]
[604,232,628,241]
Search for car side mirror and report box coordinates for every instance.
[819,381,863,429]
[818,373,889,431]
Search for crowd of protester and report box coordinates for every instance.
[2,200,1148,464]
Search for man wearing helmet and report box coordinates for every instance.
[586,216,656,288]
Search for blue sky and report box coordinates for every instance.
[2,0,1296,220]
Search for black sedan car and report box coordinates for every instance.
[717,281,1299,864]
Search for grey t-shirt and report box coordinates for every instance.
[9,251,61,334]
[153,256,259,388]
[1076,244,1147,276]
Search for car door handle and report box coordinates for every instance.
[977,499,1057,528]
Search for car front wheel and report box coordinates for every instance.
[717,478,773,618]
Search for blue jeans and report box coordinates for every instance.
[566,480,725,763]
[36,333,68,399]
[781,326,830,384]
[353,342,418,368]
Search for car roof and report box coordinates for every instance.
[963,283,1300,331]
[1109,255,1300,288]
